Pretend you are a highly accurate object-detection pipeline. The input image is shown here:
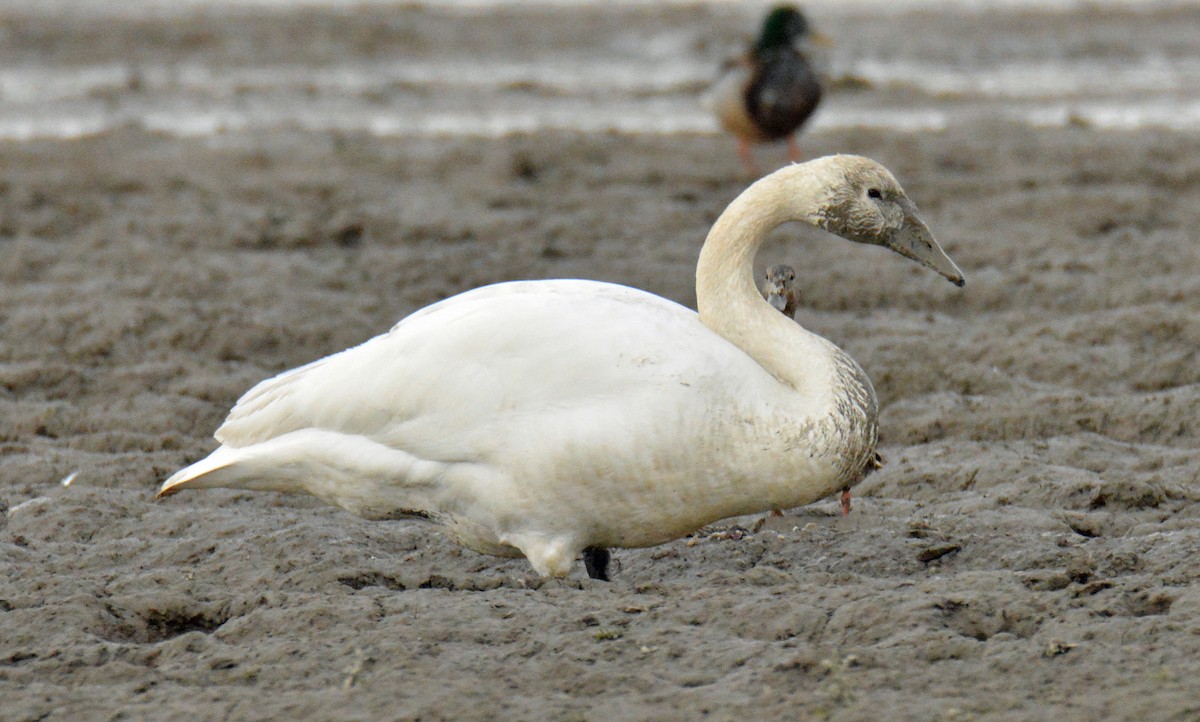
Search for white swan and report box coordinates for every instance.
[159,155,964,580]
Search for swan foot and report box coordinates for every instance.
[582,547,611,581]
[752,509,783,533]
[505,533,579,578]
[840,487,852,516]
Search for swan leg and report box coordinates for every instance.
[504,533,580,578]
[582,547,611,581]
[737,139,759,176]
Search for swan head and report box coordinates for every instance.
[808,155,966,286]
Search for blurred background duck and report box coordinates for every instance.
[709,5,827,175]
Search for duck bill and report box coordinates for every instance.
[888,213,965,287]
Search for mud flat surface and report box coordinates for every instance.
[4,5,1200,722]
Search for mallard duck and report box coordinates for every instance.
[158,155,964,581]
[710,5,826,175]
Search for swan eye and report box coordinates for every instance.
[867,188,882,199]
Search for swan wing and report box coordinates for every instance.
[213,280,766,464]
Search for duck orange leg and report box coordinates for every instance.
[787,135,803,163]
[737,138,759,176]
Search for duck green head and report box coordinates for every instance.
[755,5,811,53]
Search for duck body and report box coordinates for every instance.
[710,5,825,172]
[713,47,822,144]
[161,155,965,578]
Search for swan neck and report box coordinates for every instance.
[694,162,880,488]
[696,165,829,318]
[695,165,831,393]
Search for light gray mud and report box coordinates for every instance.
[3,4,1200,721]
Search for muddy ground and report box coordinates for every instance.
[3,4,1200,722]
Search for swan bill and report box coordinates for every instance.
[888,213,965,287]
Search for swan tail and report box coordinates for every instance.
[156,430,461,522]
[156,434,359,500]
[157,446,256,498]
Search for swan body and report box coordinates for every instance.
[710,5,825,174]
[160,155,965,579]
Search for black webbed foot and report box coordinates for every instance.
[582,547,610,581]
